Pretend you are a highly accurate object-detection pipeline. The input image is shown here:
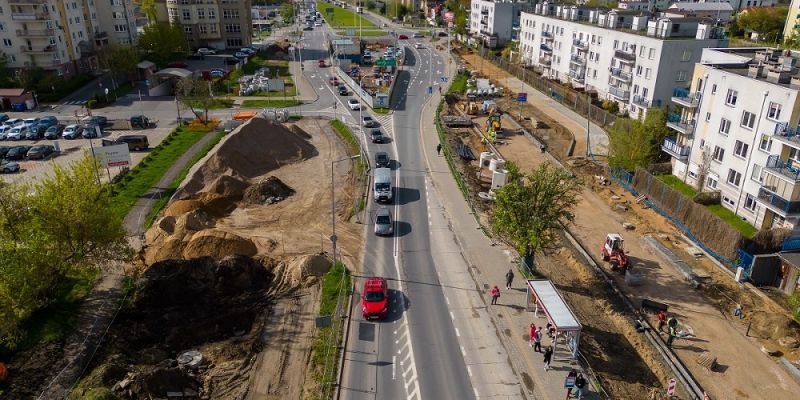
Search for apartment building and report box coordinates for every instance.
[156,0,251,50]
[615,0,670,12]
[469,0,517,47]
[518,2,727,118]
[663,48,800,231]
[93,0,138,47]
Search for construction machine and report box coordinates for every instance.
[601,233,629,273]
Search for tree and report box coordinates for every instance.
[141,0,157,22]
[0,156,128,346]
[98,45,139,90]
[176,76,213,123]
[607,107,672,171]
[0,52,14,88]
[138,22,187,65]
[491,162,583,269]
[279,2,295,24]
[737,6,788,41]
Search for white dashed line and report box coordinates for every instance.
[467,366,473,377]
[450,311,455,320]
[455,328,460,337]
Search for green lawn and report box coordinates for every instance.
[110,127,213,219]
[187,98,234,109]
[322,4,376,28]
[448,73,469,94]
[252,86,298,97]
[335,30,387,37]
[310,262,351,399]
[373,107,391,114]
[241,99,302,108]
[656,174,757,237]
[144,130,226,228]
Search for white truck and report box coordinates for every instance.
[374,168,393,203]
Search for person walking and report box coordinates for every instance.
[505,268,515,290]
[543,345,553,371]
[490,285,500,305]
[534,326,542,352]
[529,324,537,347]
[657,310,667,332]
[436,143,442,156]
[574,372,587,399]
[667,324,677,348]
[565,369,578,399]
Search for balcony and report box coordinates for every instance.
[541,31,553,38]
[609,67,632,82]
[570,54,586,66]
[540,44,552,53]
[568,70,585,83]
[666,112,696,135]
[481,9,489,15]
[661,137,690,161]
[94,31,109,39]
[572,39,588,50]
[608,86,630,101]
[538,57,552,66]
[671,87,700,108]
[11,11,50,21]
[20,45,56,54]
[16,28,55,37]
[765,154,800,181]
[632,95,650,108]
[613,49,636,63]
[757,187,800,216]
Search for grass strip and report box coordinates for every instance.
[335,30,386,37]
[187,98,234,109]
[448,73,469,95]
[310,262,351,400]
[330,120,365,174]
[143,130,226,228]
[372,107,391,114]
[241,99,302,108]
[323,4,377,28]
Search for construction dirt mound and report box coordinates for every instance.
[206,175,248,200]
[182,229,258,260]
[175,117,317,198]
[242,176,295,205]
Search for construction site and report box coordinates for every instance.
[441,47,800,399]
[1,117,363,399]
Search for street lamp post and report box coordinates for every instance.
[331,155,361,268]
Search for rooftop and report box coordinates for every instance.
[701,48,800,89]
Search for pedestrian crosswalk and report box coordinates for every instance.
[62,100,88,106]
[372,113,393,136]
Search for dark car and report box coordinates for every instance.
[0,113,8,123]
[337,86,348,96]
[375,151,390,168]
[83,116,109,127]
[82,124,103,138]
[370,129,384,143]
[26,124,45,140]
[0,160,20,173]
[38,116,58,128]
[26,144,55,160]
[114,135,149,151]
[398,34,408,40]
[45,124,66,139]
[0,146,11,158]
[5,145,31,160]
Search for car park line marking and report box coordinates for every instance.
[445,296,450,305]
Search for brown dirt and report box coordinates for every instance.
[181,229,258,259]
[242,176,296,205]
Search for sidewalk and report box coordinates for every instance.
[420,48,599,400]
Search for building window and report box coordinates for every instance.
[223,9,239,18]
[114,24,127,32]
[706,177,718,189]
[198,8,205,19]
[184,26,192,33]
[722,196,735,206]
[112,11,124,19]
[227,38,243,47]
[767,102,782,120]
[0,23,5,32]
[208,8,216,19]
[199,24,207,34]
[636,65,643,76]
[645,68,652,79]
[744,193,757,212]
[711,84,717,94]
[224,24,241,33]
[210,24,217,33]
[712,146,725,162]
[676,70,687,82]
[752,164,763,182]
[727,169,742,187]
[719,118,731,135]
[183,9,191,20]
[733,140,749,158]
[681,49,692,61]
[741,110,755,129]
[649,48,655,59]
[759,134,772,152]
[726,89,738,106]
[639,46,646,57]
[613,39,618,49]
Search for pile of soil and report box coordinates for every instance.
[242,176,295,205]
[206,175,248,201]
[176,117,317,198]
[68,256,274,399]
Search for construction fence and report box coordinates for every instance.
[476,50,618,128]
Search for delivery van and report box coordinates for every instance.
[374,168,392,203]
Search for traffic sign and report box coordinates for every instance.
[517,92,528,102]
[375,58,397,67]
[667,379,676,396]
[428,86,433,94]
[144,79,150,86]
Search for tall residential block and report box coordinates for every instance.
[156,0,251,50]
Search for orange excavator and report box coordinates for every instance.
[601,233,629,273]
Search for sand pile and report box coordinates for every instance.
[242,176,295,205]
[176,117,317,198]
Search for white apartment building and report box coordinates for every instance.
[93,0,138,46]
[518,2,727,118]
[616,0,670,12]
[156,0,252,50]
[785,0,800,41]
[469,0,516,47]
[664,48,800,232]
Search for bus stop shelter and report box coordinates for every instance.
[526,279,582,359]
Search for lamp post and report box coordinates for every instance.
[331,155,361,268]
[359,75,368,142]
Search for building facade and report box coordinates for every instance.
[664,48,800,232]
[156,0,251,50]
[469,0,517,47]
[785,0,800,42]
[518,2,727,118]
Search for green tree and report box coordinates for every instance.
[737,6,788,41]
[607,107,672,171]
[98,45,139,90]
[176,76,213,123]
[280,2,295,24]
[138,22,187,65]
[490,162,583,268]
[0,156,128,346]
[141,0,157,22]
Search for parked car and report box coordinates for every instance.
[314,22,322,26]
[196,47,216,55]
[0,113,8,123]
[361,277,389,320]
[62,124,83,139]
[374,151,390,167]
[347,99,361,110]
[414,43,424,49]
[0,146,11,158]
[210,68,226,78]
[239,48,255,55]
[234,51,249,59]
[22,118,39,128]
[412,33,423,38]
[168,61,188,68]
[114,135,149,151]
[4,118,23,127]
[130,115,153,129]
[370,129,384,143]
[318,59,326,68]
[26,124,44,140]
[362,116,376,127]
[82,116,109,127]
[398,34,408,40]
[38,116,58,129]
[0,125,14,140]
[6,126,28,141]
[5,145,31,160]
[44,124,66,139]
[82,124,103,138]
[0,160,20,174]
[26,144,55,160]
[337,86,349,96]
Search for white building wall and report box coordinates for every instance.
[94,0,138,45]
[469,0,516,46]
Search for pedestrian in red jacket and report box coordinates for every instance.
[490,285,500,305]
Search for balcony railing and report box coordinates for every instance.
[572,39,588,50]
[661,137,690,160]
[613,49,636,63]
[540,44,552,53]
[608,86,630,100]
[481,9,489,15]
[610,67,632,82]
[666,112,696,135]
[765,154,800,181]
[538,57,552,66]
[568,70,585,82]
[671,87,700,108]
[632,95,650,108]
[541,31,553,38]
[774,122,800,138]
[16,28,55,37]
[19,45,56,53]
[11,11,49,21]
[757,187,800,215]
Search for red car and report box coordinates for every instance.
[168,61,188,68]
[398,34,408,40]
[329,76,339,86]
[361,277,389,320]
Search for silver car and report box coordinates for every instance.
[374,207,393,236]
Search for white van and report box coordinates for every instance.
[374,168,393,203]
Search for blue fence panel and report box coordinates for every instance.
[782,237,800,252]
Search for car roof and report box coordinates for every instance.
[65,124,79,128]
[364,277,387,291]
[376,151,388,157]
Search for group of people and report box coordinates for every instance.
[527,322,586,398]
[489,269,517,305]
[656,310,680,348]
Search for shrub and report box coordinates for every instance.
[87,99,97,110]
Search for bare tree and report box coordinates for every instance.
[175,77,213,123]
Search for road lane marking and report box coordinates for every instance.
[467,366,473,377]
[461,346,466,356]
[455,328,460,337]
[392,355,397,380]
[450,311,455,320]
